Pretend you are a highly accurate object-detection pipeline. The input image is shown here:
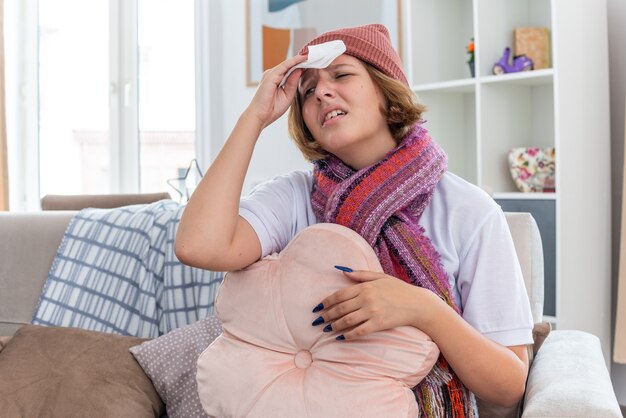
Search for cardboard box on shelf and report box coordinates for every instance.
[514,27,551,70]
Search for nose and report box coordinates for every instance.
[314,77,335,101]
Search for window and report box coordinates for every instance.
[11,0,200,205]
[38,0,111,196]
[138,0,196,193]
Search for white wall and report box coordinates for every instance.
[209,1,311,196]
[608,0,626,406]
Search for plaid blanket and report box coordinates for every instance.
[32,200,223,338]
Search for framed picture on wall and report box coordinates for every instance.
[246,0,401,86]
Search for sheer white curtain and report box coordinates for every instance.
[616,87,626,363]
[0,0,8,211]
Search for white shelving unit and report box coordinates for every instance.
[402,0,612,361]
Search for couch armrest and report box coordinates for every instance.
[522,330,621,417]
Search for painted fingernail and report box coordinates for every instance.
[334,265,353,272]
[312,303,324,313]
[323,324,332,333]
[312,316,324,326]
[336,335,345,341]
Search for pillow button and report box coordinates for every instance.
[294,350,313,368]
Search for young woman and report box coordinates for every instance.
[176,24,533,416]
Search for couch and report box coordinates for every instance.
[0,210,622,417]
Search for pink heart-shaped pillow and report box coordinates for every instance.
[196,223,439,417]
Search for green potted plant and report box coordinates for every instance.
[466,38,475,77]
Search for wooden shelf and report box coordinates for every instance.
[479,69,554,86]
[412,78,476,93]
[493,192,557,200]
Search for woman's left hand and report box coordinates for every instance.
[316,269,530,406]
[313,269,435,340]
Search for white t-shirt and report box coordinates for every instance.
[240,170,534,347]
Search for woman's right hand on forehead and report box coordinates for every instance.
[246,54,308,130]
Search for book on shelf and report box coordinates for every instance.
[514,27,551,70]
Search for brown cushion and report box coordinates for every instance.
[0,325,164,417]
[531,321,551,356]
[0,336,11,353]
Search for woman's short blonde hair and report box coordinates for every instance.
[287,62,427,162]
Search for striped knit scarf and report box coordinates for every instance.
[311,124,478,417]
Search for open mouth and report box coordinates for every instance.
[323,109,347,125]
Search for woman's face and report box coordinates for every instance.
[298,55,395,169]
